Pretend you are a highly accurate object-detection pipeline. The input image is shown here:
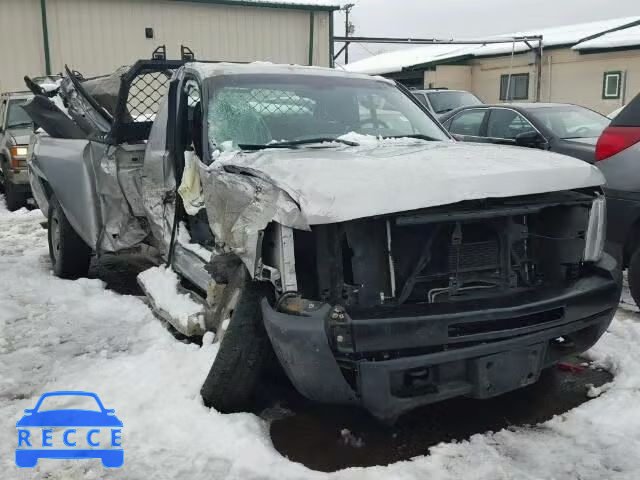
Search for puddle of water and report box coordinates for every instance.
[269,361,612,472]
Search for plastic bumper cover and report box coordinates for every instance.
[261,254,621,420]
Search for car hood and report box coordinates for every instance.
[16,410,123,427]
[5,128,32,145]
[216,140,604,225]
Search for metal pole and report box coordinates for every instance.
[344,4,354,64]
[40,0,52,75]
[535,38,544,102]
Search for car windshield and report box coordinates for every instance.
[37,394,102,412]
[6,99,33,129]
[528,106,609,139]
[205,74,449,149]
[426,91,482,114]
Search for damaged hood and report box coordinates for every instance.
[216,141,605,225]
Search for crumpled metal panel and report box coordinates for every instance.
[212,141,606,225]
[94,144,148,252]
[59,77,112,136]
[198,160,309,274]
[31,134,148,253]
[141,98,175,254]
[82,66,128,118]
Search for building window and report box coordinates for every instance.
[603,71,622,99]
[500,73,529,101]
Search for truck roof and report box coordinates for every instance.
[186,61,394,84]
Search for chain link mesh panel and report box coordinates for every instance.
[126,71,173,122]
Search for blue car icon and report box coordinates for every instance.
[16,391,123,468]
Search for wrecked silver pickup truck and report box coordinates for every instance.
[24,59,621,421]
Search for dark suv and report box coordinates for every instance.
[596,93,640,305]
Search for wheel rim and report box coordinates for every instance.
[215,288,241,343]
[50,211,61,264]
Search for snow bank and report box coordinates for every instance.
[1,195,640,479]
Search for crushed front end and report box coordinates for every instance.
[261,189,621,421]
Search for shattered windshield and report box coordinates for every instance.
[6,99,33,129]
[205,74,449,149]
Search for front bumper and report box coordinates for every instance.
[262,254,621,421]
[6,168,31,189]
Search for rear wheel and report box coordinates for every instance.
[48,195,92,279]
[200,267,273,413]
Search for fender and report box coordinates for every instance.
[30,136,102,249]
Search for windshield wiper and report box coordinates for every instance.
[238,137,359,150]
[382,134,439,142]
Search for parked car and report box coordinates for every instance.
[24,60,620,422]
[0,91,33,210]
[595,93,640,306]
[411,88,483,118]
[440,103,610,163]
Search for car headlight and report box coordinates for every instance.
[10,145,28,158]
[583,194,606,262]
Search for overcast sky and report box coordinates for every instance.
[335,0,640,64]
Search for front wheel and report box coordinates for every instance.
[48,195,92,279]
[200,267,273,413]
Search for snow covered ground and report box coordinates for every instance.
[1,199,640,479]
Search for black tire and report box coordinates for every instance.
[4,179,26,211]
[48,195,92,279]
[628,248,640,308]
[200,267,273,413]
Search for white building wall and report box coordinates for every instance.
[0,0,332,92]
[46,0,330,77]
[0,0,46,92]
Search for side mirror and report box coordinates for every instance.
[23,409,34,414]
[104,409,115,415]
[515,130,546,148]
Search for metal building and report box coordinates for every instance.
[0,0,339,92]
[345,17,640,115]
